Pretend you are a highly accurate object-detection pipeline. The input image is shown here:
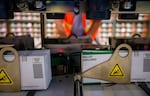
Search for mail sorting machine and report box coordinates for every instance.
[74,44,150,96]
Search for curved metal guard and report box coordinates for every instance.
[0,47,21,91]
[81,44,132,83]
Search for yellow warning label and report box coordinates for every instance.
[109,64,124,77]
[0,68,13,85]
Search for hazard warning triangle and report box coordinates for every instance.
[0,68,13,85]
[109,64,124,77]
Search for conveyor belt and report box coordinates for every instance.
[81,83,150,96]
[0,75,74,96]
[0,75,149,96]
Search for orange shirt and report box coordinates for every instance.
[63,13,99,40]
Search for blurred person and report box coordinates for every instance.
[55,13,101,44]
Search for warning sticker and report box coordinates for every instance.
[109,64,124,77]
[0,68,13,85]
